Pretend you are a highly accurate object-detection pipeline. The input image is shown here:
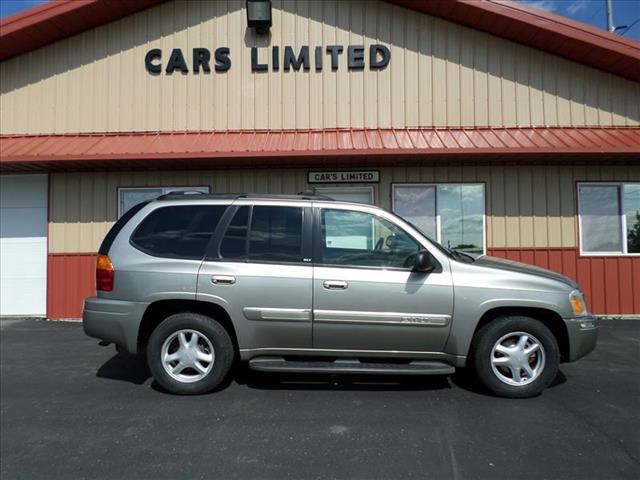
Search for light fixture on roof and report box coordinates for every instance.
[246,0,272,34]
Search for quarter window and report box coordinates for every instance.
[131,205,226,259]
[392,184,485,254]
[578,183,640,255]
[320,209,420,269]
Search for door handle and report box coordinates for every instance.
[211,275,236,285]
[323,280,348,290]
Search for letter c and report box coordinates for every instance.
[145,48,162,74]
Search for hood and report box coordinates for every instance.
[473,255,578,289]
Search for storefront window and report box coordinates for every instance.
[118,186,210,217]
[314,186,374,204]
[578,183,640,255]
[392,184,485,254]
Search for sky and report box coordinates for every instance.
[0,0,638,40]
[520,0,640,39]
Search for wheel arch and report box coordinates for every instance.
[471,306,570,362]
[138,299,239,354]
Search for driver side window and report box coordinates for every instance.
[319,209,420,269]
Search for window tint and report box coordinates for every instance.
[220,206,250,259]
[249,206,303,262]
[320,209,419,269]
[99,201,149,255]
[131,205,225,259]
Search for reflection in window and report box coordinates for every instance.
[393,184,485,254]
[392,186,436,238]
[220,206,249,259]
[578,183,640,255]
[624,185,640,254]
[438,184,484,253]
[321,209,420,269]
[249,206,303,262]
[579,185,622,253]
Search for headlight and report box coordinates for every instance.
[569,290,588,316]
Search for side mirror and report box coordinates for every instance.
[413,250,435,273]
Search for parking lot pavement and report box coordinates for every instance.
[1,319,639,480]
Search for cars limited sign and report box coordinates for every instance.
[308,171,380,184]
[145,45,390,74]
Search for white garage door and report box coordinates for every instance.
[0,174,48,317]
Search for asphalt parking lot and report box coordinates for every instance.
[1,319,639,480]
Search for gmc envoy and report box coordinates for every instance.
[83,193,597,398]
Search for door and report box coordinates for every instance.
[197,203,313,352]
[0,174,48,316]
[312,206,453,352]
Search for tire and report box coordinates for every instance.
[471,315,559,398]
[147,312,234,395]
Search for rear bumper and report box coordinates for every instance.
[563,315,598,362]
[82,297,147,354]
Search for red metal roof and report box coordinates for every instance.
[388,0,640,82]
[1,0,638,82]
[0,0,164,61]
[2,127,639,172]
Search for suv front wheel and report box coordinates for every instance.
[471,316,560,398]
[147,313,234,395]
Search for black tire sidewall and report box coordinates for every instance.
[147,312,234,395]
[472,316,559,398]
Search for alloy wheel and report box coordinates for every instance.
[490,331,546,386]
[160,329,215,383]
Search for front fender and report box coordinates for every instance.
[444,291,567,359]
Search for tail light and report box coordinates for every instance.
[96,254,114,292]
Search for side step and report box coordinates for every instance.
[248,357,455,376]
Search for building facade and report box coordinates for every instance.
[1,0,639,318]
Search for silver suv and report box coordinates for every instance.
[83,193,597,398]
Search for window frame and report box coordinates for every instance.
[117,186,210,218]
[577,181,640,257]
[207,203,313,266]
[312,206,434,272]
[391,182,487,256]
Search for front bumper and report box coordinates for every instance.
[563,314,598,362]
[82,297,148,353]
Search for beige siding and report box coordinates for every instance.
[48,164,640,253]
[2,0,639,135]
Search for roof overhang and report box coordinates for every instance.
[2,127,639,172]
[1,0,638,82]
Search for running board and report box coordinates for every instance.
[248,357,455,375]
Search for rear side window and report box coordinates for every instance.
[220,206,250,259]
[249,206,303,262]
[99,201,149,255]
[218,205,304,262]
[131,205,226,259]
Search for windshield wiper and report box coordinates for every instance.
[448,248,476,263]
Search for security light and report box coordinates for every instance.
[246,0,272,32]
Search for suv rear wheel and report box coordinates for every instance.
[147,312,234,394]
[471,315,559,398]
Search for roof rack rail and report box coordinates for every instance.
[156,190,208,200]
[155,192,336,202]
